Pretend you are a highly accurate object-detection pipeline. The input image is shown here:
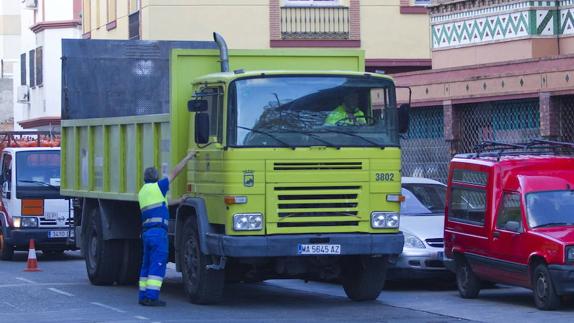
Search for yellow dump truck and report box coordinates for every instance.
[61,34,408,304]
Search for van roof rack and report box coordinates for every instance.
[455,139,574,161]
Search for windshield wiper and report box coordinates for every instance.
[316,129,383,148]
[18,180,59,190]
[296,131,337,148]
[237,126,295,149]
[533,222,573,228]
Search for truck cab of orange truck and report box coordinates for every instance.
[444,140,574,310]
[0,132,75,260]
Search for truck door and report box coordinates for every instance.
[1,153,14,218]
[490,192,530,287]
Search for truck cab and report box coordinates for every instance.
[0,146,75,260]
[444,140,574,310]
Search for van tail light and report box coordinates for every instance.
[21,199,44,216]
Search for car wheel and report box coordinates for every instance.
[456,259,480,299]
[533,264,561,310]
[0,229,14,261]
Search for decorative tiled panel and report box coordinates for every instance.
[431,1,574,49]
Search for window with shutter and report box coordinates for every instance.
[20,53,26,86]
[36,47,43,86]
[29,49,35,87]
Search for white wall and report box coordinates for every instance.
[12,0,80,130]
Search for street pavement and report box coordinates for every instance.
[0,251,573,323]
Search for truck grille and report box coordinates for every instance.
[273,161,362,171]
[425,238,444,248]
[270,185,363,229]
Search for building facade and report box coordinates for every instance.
[13,0,81,131]
[81,0,432,74]
[396,0,574,183]
[0,0,22,131]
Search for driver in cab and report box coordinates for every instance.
[324,91,366,126]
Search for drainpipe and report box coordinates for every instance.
[213,32,229,73]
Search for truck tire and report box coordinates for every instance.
[0,230,14,261]
[456,258,481,299]
[84,208,122,285]
[180,217,224,304]
[341,256,388,301]
[533,264,561,310]
[117,239,142,285]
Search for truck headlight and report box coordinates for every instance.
[20,217,38,228]
[371,212,400,229]
[404,232,426,249]
[233,213,263,231]
[567,246,574,263]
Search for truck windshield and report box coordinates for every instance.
[16,151,61,199]
[526,190,574,228]
[228,75,398,148]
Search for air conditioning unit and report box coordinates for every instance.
[17,85,29,103]
[24,0,38,9]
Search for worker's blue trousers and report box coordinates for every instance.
[139,227,168,301]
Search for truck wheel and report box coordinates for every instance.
[0,230,14,261]
[456,258,480,299]
[180,217,224,304]
[117,239,142,285]
[84,208,122,285]
[533,264,561,310]
[341,256,388,301]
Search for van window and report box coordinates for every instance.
[449,187,487,225]
[453,169,488,186]
[496,193,523,232]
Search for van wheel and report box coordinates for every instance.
[180,217,224,304]
[0,230,14,261]
[456,259,480,298]
[341,256,387,301]
[84,207,122,285]
[533,264,561,310]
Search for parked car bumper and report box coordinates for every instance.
[387,247,452,280]
[548,264,574,295]
[205,232,404,257]
[4,227,76,251]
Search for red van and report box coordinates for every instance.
[443,140,574,310]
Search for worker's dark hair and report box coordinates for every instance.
[144,167,159,183]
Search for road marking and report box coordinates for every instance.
[2,301,18,309]
[15,277,36,284]
[0,282,86,288]
[48,287,74,297]
[134,316,149,320]
[90,302,126,313]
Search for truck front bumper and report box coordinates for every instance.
[4,228,76,251]
[205,232,404,257]
[548,264,574,295]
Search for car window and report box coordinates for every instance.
[401,183,446,215]
[496,193,523,232]
[449,187,487,225]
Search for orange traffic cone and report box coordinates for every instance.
[24,239,41,272]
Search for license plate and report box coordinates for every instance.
[48,230,69,238]
[437,251,444,260]
[298,244,341,255]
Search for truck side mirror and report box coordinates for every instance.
[398,104,410,134]
[505,221,522,233]
[188,99,209,112]
[195,113,210,144]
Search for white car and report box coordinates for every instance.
[387,177,452,280]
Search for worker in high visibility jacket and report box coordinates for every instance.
[324,91,366,126]
[138,150,196,307]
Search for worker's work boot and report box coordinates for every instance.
[142,299,166,307]
[138,299,148,306]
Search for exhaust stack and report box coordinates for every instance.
[213,32,229,73]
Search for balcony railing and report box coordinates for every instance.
[281,6,349,40]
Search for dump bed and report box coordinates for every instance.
[60,39,365,201]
